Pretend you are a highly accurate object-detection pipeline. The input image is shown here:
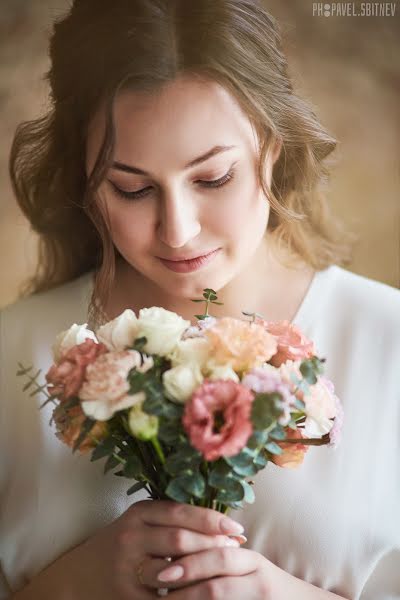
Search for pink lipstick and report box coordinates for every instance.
[158,248,220,273]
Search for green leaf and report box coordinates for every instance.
[179,472,206,498]
[90,437,117,462]
[211,301,223,305]
[215,479,245,503]
[294,398,306,411]
[203,288,217,295]
[300,360,318,385]
[225,451,257,477]
[247,430,269,449]
[191,299,205,303]
[132,337,148,352]
[128,371,148,394]
[123,455,143,478]
[165,478,193,503]
[254,451,269,468]
[127,481,147,496]
[165,449,201,476]
[251,393,282,429]
[103,453,121,474]
[194,314,207,320]
[72,418,96,453]
[265,441,283,455]
[269,426,286,441]
[158,421,181,444]
[242,480,255,504]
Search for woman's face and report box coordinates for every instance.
[86,75,279,299]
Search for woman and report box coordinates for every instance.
[1,1,399,598]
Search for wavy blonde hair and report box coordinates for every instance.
[9,0,354,327]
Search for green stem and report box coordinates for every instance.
[151,437,166,464]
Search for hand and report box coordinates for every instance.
[137,546,274,599]
[25,499,243,600]
[138,546,349,600]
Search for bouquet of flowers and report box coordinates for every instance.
[18,288,343,514]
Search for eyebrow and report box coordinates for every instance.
[111,144,237,175]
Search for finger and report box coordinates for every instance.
[155,547,258,587]
[135,499,244,536]
[141,527,240,558]
[167,572,264,600]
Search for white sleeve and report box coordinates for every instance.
[359,547,400,599]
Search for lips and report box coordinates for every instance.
[158,248,221,273]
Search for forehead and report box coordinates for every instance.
[86,75,259,173]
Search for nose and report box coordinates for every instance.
[156,188,201,248]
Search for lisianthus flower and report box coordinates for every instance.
[169,337,211,370]
[137,307,190,356]
[52,323,98,363]
[46,339,107,400]
[96,309,139,351]
[162,364,204,403]
[270,427,309,468]
[242,365,297,426]
[52,402,107,454]
[205,317,277,373]
[182,379,255,461]
[128,400,159,441]
[303,376,338,438]
[258,319,315,367]
[325,380,344,448]
[182,316,218,339]
[80,350,152,420]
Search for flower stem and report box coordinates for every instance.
[151,437,166,464]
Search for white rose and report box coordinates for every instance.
[303,378,337,438]
[168,337,211,369]
[206,362,240,382]
[162,364,203,403]
[52,323,98,362]
[96,309,139,351]
[137,307,190,356]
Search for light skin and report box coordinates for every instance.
[79,76,349,599]
[86,74,315,325]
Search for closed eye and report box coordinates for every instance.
[107,167,236,201]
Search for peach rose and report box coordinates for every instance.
[46,339,107,400]
[270,428,309,468]
[205,317,277,373]
[259,319,315,367]
[52,402,107,454]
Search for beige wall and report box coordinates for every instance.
[1,1,399,310]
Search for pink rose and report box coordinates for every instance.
[46,339,107,400]
[270,427,309,469]
[258,319,315,367]
[182,379,254,461]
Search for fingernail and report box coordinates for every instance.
[157,565,184,582]
[220,517,244,535]
[224,536,240,547]
[234,534,247,545]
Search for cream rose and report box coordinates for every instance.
[205,361,240,382]
[137,307,190,356]
[162,364,203,403]
[168,337,211,369]
[96,309,139,351]
[52,323,98,363]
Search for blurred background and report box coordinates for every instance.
[0,0,399,310]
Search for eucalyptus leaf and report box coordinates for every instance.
[123,455,143,478]
[103,453,121,474]
[215,480,245,503]
[90,437,117,462]
[269,426,286,441]
[179,472,206,498]
[127,481,147,496]
[251,392,282,429]
[165,478,193,503]
[265,441,283,455]
[72,418,96,453]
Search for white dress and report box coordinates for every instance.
[0,265,399,599]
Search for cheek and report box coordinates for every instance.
[105,198,155,254]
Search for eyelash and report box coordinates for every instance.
[108,168,236,201]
